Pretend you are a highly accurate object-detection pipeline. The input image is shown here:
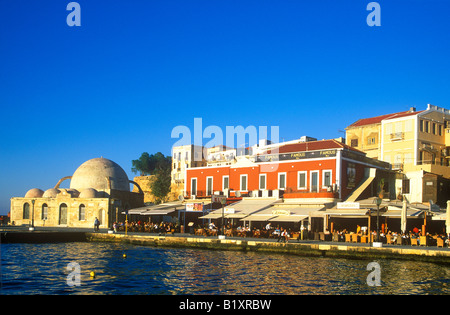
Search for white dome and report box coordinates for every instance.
[70,158,130,192]
[25,188,44,198]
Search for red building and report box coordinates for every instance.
[185,139,392,202]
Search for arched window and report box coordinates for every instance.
[23,203,30,219]
[59,203,68,225]
[41,204,48,220]
[79,204,86,221]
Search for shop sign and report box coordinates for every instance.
[186,203,204,212]
[272,209,290,216]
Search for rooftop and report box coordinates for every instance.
[261,139,365,155]
[347,109,423,128]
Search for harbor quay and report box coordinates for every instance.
[2,227,450,264]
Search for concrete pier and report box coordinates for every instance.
[1,227,449,263]
[1,231,87,243]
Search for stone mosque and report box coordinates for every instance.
[10,158,144,228]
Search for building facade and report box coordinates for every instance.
[346,104,450,205]
[185,139,392,202]
[10,158,144,228]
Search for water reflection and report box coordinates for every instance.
[1,243,449,295]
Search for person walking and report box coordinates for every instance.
[94,217,100,232]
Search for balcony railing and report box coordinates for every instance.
[390,132,404,141]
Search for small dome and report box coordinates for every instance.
[79,188,98,199]
[25,188,44,198]
[43,188,61,198]
[67,189,80,198]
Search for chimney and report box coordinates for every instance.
[409,107,416,113]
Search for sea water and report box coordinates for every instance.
[1,242,449,295]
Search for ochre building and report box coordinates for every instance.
[10,158,144,228]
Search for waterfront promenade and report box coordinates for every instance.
[1,226,449,264]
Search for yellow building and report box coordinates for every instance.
[380,104,450,176]
[10,158,144,228]
[346,104,450,205]
[346,108,416,160]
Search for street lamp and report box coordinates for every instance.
[375,197,382,243]
[220,198,226,237]
[30,199,35,231]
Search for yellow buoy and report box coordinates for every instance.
[90,271,96,278]
[123,254,127,258]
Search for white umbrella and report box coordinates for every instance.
[401,196,407,233]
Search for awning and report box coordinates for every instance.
[321,209,370,217]
[243,214,277,222]
[269,215,308,223]
[382,207,424,218]
[200,199,279,220]
[431,212,448,221]
[127,201,184,216]
[242,206,323,223]
[199,212,224,219]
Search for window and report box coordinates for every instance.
[323,170,332,187]
[206,177,213,196]
[298,171,307,189]
[402,179,410,194]
[432,123,436,135]
[278,172,286,190]
[59,203,68,225]
[191,178,197,196]
[439,124,443,136]
[350,139,358,147]
[367,137,376,145]
[405,120,413,132]
[222,176,229,190]
[420,120,424,132]
[310,171,319,193]
[41,204,48,220]
[259,174,266,190]
[23,203,30,220]
[425,121,429,133]
[240,174,248,191]
[79,204,86,221]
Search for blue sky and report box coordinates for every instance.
[1,0,449,214]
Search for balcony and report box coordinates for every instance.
[390,132,404,141]
[413,161,450,178]
[392,163,403,171]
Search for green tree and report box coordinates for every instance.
[150,167,172,204]
[132,152,171,176]
[132,152,172,203]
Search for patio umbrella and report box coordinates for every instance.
[446,200,450,234]
[401,197,407,233]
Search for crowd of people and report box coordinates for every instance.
[106,219,449,247]
[112,220,179,235]
[332,227,450,247]
[200,222,299,243]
